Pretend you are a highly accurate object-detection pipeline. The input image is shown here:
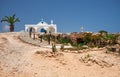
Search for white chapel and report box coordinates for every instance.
[25,19,57,33]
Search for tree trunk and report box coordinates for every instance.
[10,25,14,32]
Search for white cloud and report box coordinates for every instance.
[19,30,25,32]
[3,25,9,31]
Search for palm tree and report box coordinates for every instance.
[1,14,20,32]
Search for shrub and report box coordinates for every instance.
[42,34,48,41]
[52,43,57,52]
[57,37,71,44]
[83,33,92,45]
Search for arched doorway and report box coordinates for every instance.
[40,28,47,33]
[40,28,45,32]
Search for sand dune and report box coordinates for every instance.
[0,32,120,77]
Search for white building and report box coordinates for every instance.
[25,19,57,33]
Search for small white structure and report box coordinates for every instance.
[25,19,57,33]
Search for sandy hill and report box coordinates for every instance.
[0,32,120,77]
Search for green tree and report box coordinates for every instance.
[99,30,108,36]
[1,14,20,32]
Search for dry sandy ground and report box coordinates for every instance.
[0,32,120,77]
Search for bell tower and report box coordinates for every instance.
[51,20,53,24]
[80,26,84,32]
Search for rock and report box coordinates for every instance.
[74,51,78,53]
[82,45,88,48]
[86,61,92,66]
[78,50,83,53]
[64,50,68,52]
[116,48,120,52]
[116,36,120,44]
[111,47,116,52]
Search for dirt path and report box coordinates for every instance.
[0,32,120,77]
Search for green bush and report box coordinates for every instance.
[57,37,70,44]
[42,35,48,41]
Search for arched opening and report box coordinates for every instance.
[26,28,28,32]
[48,26,55,33]
[28,27,36,38]
[28,27,35,32]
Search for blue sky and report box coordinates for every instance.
[0,0,120,33]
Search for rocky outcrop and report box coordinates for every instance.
[106,44,120,54]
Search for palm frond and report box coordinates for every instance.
[1,18,9,22]
[14,18,20,22]
[1,19,6,22]
[13,14,16,19]
[1,16,8,22]
[5,16,10,20]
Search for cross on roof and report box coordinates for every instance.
[41,18,44,21]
